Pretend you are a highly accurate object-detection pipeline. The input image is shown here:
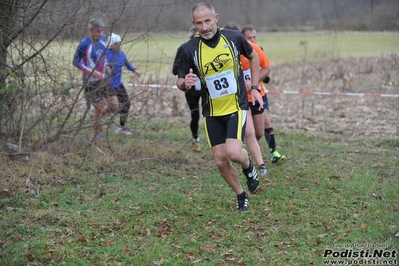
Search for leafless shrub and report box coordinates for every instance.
[0,0,189,154]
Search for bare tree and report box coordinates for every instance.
[0,0,192,152]
[0,1,89,151]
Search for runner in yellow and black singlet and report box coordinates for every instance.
[175,2,263,212]
[178,28,251,118]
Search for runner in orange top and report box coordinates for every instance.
[240,40,270,104]
[241,24,287,165]
[223,23,268,175]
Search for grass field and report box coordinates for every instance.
[1,122,398,265]
[63,31,399,84]
[1,32,399,265]
[257,32,399,63]
[122,32,399,79]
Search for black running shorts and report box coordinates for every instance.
[84,80,116,103]
[204,110,247,147]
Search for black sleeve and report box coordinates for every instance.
[239,35,254,60]
[172,44,184,75]
[176,44,193,79]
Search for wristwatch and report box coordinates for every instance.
[251,85,261,92]
[181,81,188,92]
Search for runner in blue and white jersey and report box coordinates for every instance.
[73,18,118,141]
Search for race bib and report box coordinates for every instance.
[243,69,251,81]
[205,69,237,99]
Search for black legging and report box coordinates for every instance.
[185,90,202,139]
[115,84,130,127]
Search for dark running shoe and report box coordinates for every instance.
[236,191,249,211]
[242,158,259,194]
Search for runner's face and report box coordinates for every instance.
[90,27,104,42]
[244,29,257,43]
[192,8,218,40]
[111,42,121,52]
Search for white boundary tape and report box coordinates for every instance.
[128,83,399,98]
[22,77,399,98]
[21,78,399,98]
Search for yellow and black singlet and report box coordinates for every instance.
[177,28,253,117]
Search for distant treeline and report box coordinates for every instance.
[78,0,399,35]
[6,0,399,40]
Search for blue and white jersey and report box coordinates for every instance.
[73,34,107,82]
